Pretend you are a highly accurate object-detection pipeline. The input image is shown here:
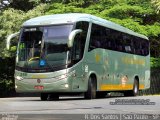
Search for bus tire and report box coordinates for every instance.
[132,79,139,96]
[124,79,139,97]
[84,77,96,99]
[40,93,48,101]
[96,91,107,98]
[48,93,59,100]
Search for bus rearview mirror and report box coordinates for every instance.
[68,29,82,48]
[6,32,20,50]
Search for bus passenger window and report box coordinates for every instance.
[125,46,131,52]
[89,24,106,51]
[141,40,149,56]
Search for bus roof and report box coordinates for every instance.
[23,13,148,40]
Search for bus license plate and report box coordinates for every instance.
[34,85,44,90]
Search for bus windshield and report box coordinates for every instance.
[16,24,73,72]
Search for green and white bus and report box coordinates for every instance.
[7,13,150,100]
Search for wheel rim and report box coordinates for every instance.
[91,80,96,99]
[85,77,96,99]
[134,81,138,94]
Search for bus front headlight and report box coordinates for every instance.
[56,74,67,80]
[15,76,23,81]
[59,74,67,79]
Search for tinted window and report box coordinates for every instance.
[89,24,106,51]
[70,21,89,63]
[88,23,149,56]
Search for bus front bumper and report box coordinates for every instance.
[15,78,72,93]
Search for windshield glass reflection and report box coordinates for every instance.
[16,24,73,72]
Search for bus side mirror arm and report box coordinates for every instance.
[6,32,20,50]
[68,29,82,48]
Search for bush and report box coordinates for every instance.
[0,57,16,97]
[150,57,160,68]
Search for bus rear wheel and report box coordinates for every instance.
[84,77,96,99]
[40,93,48,101]
[124,79,139,97]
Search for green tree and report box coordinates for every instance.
[0,0,10,10]
[0,4,48,57]
[0,0,50,11]
[46,0,160,58]
[152,0,160,13]
[0,3,49,97]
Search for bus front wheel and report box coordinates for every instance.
[48,93,59,100]
[40,93,48,101]
[84,77,96,99]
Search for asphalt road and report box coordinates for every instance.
[0,95,159,120]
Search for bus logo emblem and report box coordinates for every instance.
[37,79,41,83]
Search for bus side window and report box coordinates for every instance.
[110,30,122,51]
[71,21,89,62]
[89,24,118,51]
[89,24,103,51]
[123,34,132,53]
[145,41,149,56]
[129,36,135,54]
[104,29,116,50]
[141,40,149,56]
[133,38,142,55]
[88,23,149,56]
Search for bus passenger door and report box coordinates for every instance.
[70,34,86,91]
[70,21,89,92]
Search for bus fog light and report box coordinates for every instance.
[60,74,67,79]
[64,84,69,88]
